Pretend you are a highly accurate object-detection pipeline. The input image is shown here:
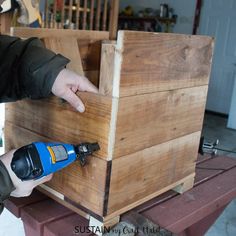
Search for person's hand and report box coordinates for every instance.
[51,69,98,112]
[1,150,52,197]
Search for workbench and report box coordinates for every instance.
[4,154,236,236]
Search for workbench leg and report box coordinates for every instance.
[172,175,195,194]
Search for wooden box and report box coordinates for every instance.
[5,28,214,228]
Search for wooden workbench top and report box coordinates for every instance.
[4,154,236,236]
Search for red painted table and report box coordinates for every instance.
[4,155,236,236]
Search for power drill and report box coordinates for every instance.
[10,142,100,181]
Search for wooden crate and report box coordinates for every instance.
[4,28,214,230]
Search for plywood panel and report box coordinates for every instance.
[107,132,200,215]
[113,86,208,158]
[114,31,213,97]
[4,122,108,215]
[5,93,113,160]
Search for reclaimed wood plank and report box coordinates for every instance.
[113,31,213,97]
[84,70,100,87]
[10,27,109,40]
[107,132,200,216]
[78,39,102,72]
[99,41,116,95]
[0,12,12,34]
[113,86,208,158]
[5,93,113,160]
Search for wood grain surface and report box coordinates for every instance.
[11,27,109,40]
[113,86,208,158]
[5,93,113,160]
[99,41,116,96]
[107,132,200,215]
[78,39,102,72]
[114,31,214,97]
[43,37,84,76]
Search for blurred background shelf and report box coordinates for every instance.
[118,15,176,32]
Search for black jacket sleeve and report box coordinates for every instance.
[0,160,15,214]
[0,35,70,102]
[0,35,70,214]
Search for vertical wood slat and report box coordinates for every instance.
[0,12,12,34]
[109,0,119,39]
[68,0,73,28]
[82,0,88,30]
[45,0,49,28]
[42,0,118,35]
[53,0,57,28]
[102,0,108,30]
[75,0,80,29]
[89,0,95,30]
[61,0,65,28]
[96,0,101,30]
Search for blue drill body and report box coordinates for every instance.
[11,141,100,181]
[34,142,77,178]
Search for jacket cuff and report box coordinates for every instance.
[0,202,4,215]
[19,45,70,99]
[0,160,15,208]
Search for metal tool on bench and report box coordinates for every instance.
[10,141,100,181]
[199,136,219,155]
[199,136,236,156]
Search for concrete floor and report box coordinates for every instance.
[202,113,236,236]
[202,113,236,158]
[0,113,236,236]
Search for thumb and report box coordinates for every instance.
[62,89,85,112]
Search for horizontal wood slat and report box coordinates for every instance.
[11,27,109,40]
[113,86,208,158]
[4,122,108,216]
[114,31,214,97]
[107,132,200,215]
[5,93,113,160]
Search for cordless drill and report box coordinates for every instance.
[10,142,100,181]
